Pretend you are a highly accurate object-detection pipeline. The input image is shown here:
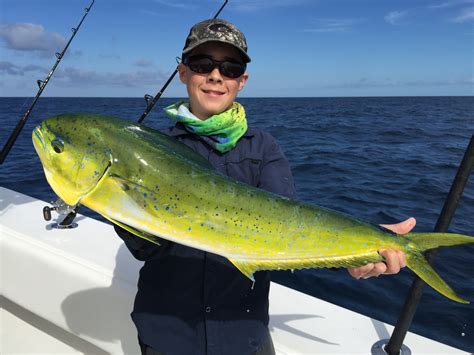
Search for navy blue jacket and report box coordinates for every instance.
[115,122,296,355]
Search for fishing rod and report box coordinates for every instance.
[137,0,229,124]
[372,135,474,355]
[0,0,95,165]
[384,135,474,355]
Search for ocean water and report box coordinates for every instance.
[1,96,473,352]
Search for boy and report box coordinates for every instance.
[115,19,412,355]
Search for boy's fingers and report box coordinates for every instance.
[397,250,407,268]
[348,248,407,279]
[348,263,374,279]
[362,262,387,278]
[380,217,416,234]
[379,249,401,274]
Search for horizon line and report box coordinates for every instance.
[1,95,473,99]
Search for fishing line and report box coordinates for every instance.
[137,0,229,124]
[0,0,95,165]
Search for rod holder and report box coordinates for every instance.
[43,199,79,229]
[372,339,411,355]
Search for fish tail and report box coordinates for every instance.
[404,232,474,251]
[403,232,473,304]
[406,251,469,304]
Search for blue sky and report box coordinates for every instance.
[1,0,473,97]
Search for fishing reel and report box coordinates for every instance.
[43,199,79,229]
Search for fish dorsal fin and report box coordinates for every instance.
[105,216,161,246]
[127,124,215,170]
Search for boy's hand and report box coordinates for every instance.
[347,217,416,279]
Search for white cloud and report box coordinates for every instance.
[326,77,474,89]
[384,2,474,25]
[152,0,196,10]
[147,0,308,15]
[0,61,47,76]
[384,11,409,25]
[452,7,474,22]
[99,53,121,59]
[0,23,66,55]
[429,0,474,9]
[139,9,162,16]
[228,0,307,12]
[134,58,154,67]
[304,18,358,33]
[53,66,169,88]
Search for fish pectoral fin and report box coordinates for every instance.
[229,259,257,282]
[107,216,161,246]
[407,251,469,304]
[108,174,151,194]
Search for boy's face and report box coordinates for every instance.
[178,42,248,120]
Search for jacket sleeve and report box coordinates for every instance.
[113,224,173,261]
[258,133,297,199]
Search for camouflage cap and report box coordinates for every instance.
[182,19,251,63]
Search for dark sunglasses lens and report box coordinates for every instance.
[186,57,245,78]
[220,62,245,78]
[188,57,214,73]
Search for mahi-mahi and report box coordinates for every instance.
[32,114,474,303]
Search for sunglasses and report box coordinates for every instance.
[183,55,246,79]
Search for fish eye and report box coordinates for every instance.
[51,139,64,154]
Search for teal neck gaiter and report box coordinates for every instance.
[164,100,248,153]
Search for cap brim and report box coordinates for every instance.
[182,39,251,63]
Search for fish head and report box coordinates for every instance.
[32,114,112,205]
